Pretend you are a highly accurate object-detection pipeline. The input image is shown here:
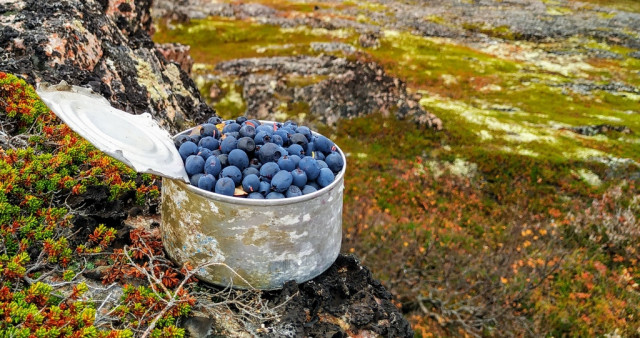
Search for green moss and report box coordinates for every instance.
[212,79,246,120]
[462,22,521,40]
[153,18,355,65]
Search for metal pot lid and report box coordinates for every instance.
[36,82,189,183]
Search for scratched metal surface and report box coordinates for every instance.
[161,174,344,290]
[162,125,346,290]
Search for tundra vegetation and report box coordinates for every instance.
[1,0,639,335]
[153,0,640,335]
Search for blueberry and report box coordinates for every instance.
[223,122,241,134]
[178,141,198,161]
[220,166,242,185]
[259,181,271,195]
[220,136,237,154]
[277,156,295,172]
[239,125,256,139]
[278,146,289,157]
[236,116,248,124]
[217,154,229,167]
[317,160,328,169]
[237,137,256,153]
[284,120,298,129]
[289,155,301,167]
[287,144,304,157]
[256,125,274,136]
[291,168,307,188]
[189,173,203,186]
[296,126,312,141]
[286,185,303,198]
[208,116,223,125]
[259,162,280,182]
[228,149,249,170]
[248,192,264,199]
[185,155,205,175]
[200,123,218,138]
[212,149,222,156]
[243,167,259,177]
[325,152,344,173]
[174,134,190,148]
[198,174,216,192]
[198,136,219,151]
[271,170,293,193]
[305,141,315,156]
[282,126,296,135]
[242,174,261,193]
[272,134,284,146]
[313,150,325,161]
[290,133,308,148]
[307,181,320,190]
[215,177,235,196]
[249,157,261,170]
[315,135,334,154]
[274,129,290,146]
[190,134,202,144]
[302,185,317,195]
[226,131,240,139]
[317,168,335,187]
[197,148,213,160]
[257,143,282,164]
[254,131,271,145]
[266,192,285,199]
[298,156,320,180]
[204,156,222,177]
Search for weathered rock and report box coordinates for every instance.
[217,55,440,128]
[566,124,632,136]
[0,0,213,134]
[155,42,194,75]
[185,255,414,337]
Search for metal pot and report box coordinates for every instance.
[37,83,345,290]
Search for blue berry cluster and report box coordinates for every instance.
[174,116,344,199]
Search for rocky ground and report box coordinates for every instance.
[152,0,640,336]
[0,0,412,337]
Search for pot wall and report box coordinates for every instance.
[160,176,343,289]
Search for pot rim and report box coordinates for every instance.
[170,121,346,206]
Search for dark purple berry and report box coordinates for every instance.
[220,166,242,185]
[242,174,260,193]
[271,170,293,193]
[215,177,235,196]
[257,143,282,164]
[228,149,249,170]
[317,168,335,187]
[298,156,320,180]
[204,156,222,177]
[220,136,237,154]
[185,155,205,175]
[286,185,303,198]
[198,174,216,192]
[291,168,307,188]
[178,141,198,161]
[277,156,295,172]
[302,185,317,195]
[325,152,344,173]
[259,162,280,182]
[198,136,219,151]
[266,192,285,199]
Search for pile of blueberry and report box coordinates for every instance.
[174,116,344,199]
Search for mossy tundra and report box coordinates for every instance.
[152,0,640,334]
